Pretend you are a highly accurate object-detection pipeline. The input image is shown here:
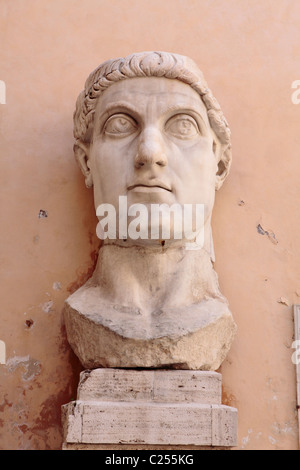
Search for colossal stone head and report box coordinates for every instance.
[73,51,232,250]
[64,52,236,370]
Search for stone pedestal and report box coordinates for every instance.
[62,369,237,449]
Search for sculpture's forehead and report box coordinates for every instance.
[95,76,208,123]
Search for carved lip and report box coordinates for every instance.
[127,182,172,193]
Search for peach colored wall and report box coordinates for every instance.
[0,0,299,450]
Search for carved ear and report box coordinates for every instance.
[74,141,93,188]
[212,138,232,191]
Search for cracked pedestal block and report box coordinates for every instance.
[62,369,237,450]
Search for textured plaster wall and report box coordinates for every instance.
[0,0,299,450]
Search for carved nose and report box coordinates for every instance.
[135,127,167,169]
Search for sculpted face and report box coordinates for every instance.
[85,76,220,245]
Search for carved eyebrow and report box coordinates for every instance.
[99,101,140,119]
[163,105,207,120]
[98,100,209,132]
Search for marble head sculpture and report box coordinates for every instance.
[64,51,237,370]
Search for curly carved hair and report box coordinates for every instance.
[73,51,232,189]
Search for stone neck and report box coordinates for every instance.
[93,243,223,314]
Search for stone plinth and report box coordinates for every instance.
[62,369,237,449]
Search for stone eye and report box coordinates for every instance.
[165,114,199,139]
[104,114,137,136]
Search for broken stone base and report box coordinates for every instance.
[62,369,237,449]
[64,294,237,370]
